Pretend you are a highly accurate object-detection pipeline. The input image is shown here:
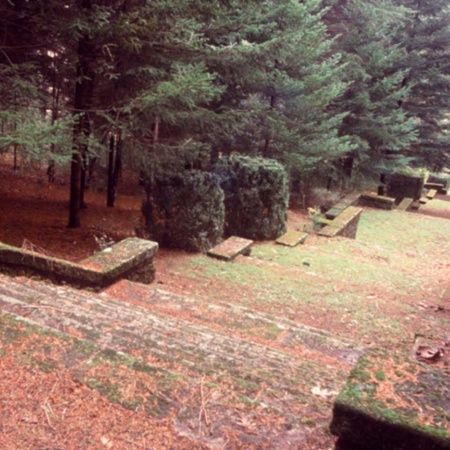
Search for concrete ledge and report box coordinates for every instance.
[0,237,158,288]
[330,348,450,450]
[276,231,308,247]
[359,194,396,210]
[397,197,414,211]
[425,182,448,195]
[319,206,363,239]
[207,236,253,261]
[325,192,361,219]
[427,189,438,199]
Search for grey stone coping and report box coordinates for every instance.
[330,348,450,450]
[0,237,158,288]
[207,236,253,261]
[276,231,308,247]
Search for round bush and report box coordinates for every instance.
[142,170,224,252]
[214,155,289,240]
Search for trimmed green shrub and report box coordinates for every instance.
[214,155,289,240]
[141,170,224,252]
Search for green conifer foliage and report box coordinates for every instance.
[203,0,355,178]
[396,0,450,170]
[326,0,418,184]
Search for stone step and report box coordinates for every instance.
[0,276,352,405]
[105,280,363,367]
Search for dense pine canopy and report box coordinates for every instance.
[1,0,449,226]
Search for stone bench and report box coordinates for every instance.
[358,194,396,210]
[318,206,363,239]
[396,197,414,211]
[426,189,438,200]
[0,237,158,289]
[207,236,253,261]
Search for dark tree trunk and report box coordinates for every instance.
[107,134,115,207]
[263,95,276,157]
[68,17,96,228]
[107,132,123,207]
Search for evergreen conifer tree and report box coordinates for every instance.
[325,0,418,185]
[395,0,450,170]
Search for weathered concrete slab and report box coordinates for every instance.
[325,192,361,219]
[330,348,450,450]
[276,231,308,247]
[425,182,448,195]
[419,196,428,204]
[397,197,414,211]
[427,189,438,199]
[207,236,253,261]
[319,206,363,239]
[359,194,396,210]
[0,237,158,288]
[325,207,346,220]
[411,201,421,210]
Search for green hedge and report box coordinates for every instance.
[214,155,289,240]
[142,170,224,252]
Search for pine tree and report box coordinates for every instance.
[396,0,450,170]
[324,0,418,185]
[203,0,355,182]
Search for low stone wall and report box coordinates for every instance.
[359,193,396,210]
[330,348,450,450]
[318,206,363,239]
[325,192,361,220]
[0,237,158,289]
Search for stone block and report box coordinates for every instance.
[425,182,448,195]
[276,231,308,247]
[330,348,450,450]
[319,206,363,239]
[0,237,158,288]
[397,197,414,211]
[207,236,253,261]
[427,189,438,199]
[359,194,396,210]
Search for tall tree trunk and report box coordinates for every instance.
[263,95,276,157]
[107,134,116,207]
[107,132,123,207]
[68,23,96,228]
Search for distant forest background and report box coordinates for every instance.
[1,0,449,228]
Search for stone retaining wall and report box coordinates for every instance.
[0,237,158,288]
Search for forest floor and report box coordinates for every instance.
[0,154,450,449]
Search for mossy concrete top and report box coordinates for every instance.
[330,348,450,450]
[207,236,253,261]
[276,231,308,247]
[0,237,158,288]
